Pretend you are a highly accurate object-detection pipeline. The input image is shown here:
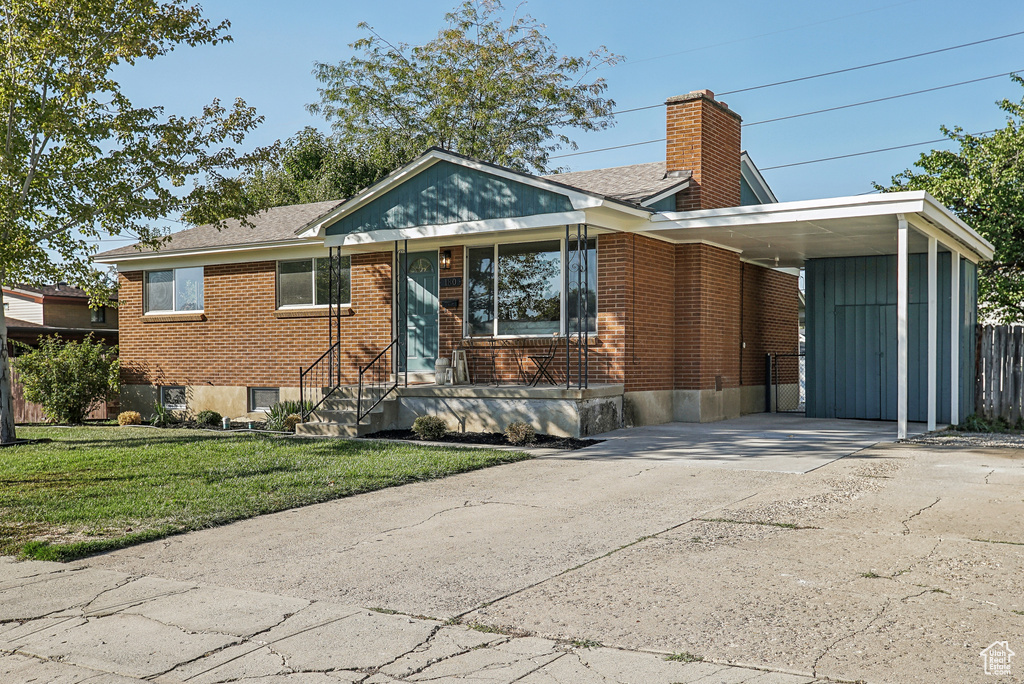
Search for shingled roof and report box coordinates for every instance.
[542,161,690,205]
[95,199,343,259]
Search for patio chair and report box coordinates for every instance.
[527,333,559,386]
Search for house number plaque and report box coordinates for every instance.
[439,277,462,288]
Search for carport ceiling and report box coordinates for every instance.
[645,191,991,269]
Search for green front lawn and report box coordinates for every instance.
[0,427,530,561]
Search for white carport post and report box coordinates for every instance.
[927,236,938,431]
[897,215,909,440]
[950,249,961,424]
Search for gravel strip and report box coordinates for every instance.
[907,430,1024,447]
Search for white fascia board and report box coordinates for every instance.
[300,149,631,239]
[95,239,327,272]
[740,152,778,204]
[915,193,994,262]
[651,191,930,228]
[639,180,690,207]
[327,210,587,247]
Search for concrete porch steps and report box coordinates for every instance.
[295,387,399,437]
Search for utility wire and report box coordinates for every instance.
[553,70,1016,159]
[760,129,997,170]
[605,29,1024,117]
[745,69,1022,126]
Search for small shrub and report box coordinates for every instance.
[505,420,536,446]
[117,411,142,426]
[195,410,222,427]
[12,334,118,423]
[265,400,313,431]
[151,402,177,427]
[282,413,302,432]
[412,415,448,440]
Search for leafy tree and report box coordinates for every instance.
[0,0,272,443]
[14,336,119,424]
[308,0,621,175]
[879,75,1024,322]
[242,127,401,207]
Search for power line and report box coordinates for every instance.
[555,70,1016,159]
[719,30,1024,96]
[551,138,663,159]
[745,69,1022,126]
[760,129,996,170]
[605,29,1024,117]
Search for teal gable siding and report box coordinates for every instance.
[648,194,677,212]
[740,177,759,205]
[327,160,574,236]
[805,254,978,423]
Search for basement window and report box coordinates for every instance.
[277,257,350,308]
[145,267,204,313]
[249,388,279,412]
[160,386,187,410]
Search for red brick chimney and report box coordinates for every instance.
[666,89,742,211]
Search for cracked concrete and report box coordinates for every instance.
[7,418,1024,682]
[0,564,808,684]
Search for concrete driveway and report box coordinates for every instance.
[10,419,1023,683]
[562,414,929,473]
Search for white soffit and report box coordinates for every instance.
[648,191,993,268]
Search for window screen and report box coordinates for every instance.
[146,270,174,312]
[250,387,279,411]
[161,386,186,409]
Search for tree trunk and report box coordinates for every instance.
[0,284,18,444]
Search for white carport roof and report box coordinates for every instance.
[644,191,994,267]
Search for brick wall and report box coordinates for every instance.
[674,244,742,390]
[740,263,800,385]
[665,91,742,211]
[119,252,391,388]
[117,241,797,402]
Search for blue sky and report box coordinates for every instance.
[103,0,1024,247]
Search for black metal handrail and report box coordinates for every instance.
[299,342,340,421]
[358,336,399,422]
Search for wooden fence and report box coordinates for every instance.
[11,369,114,424]
[976,324,1024,422]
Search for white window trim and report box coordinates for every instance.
[276,257,352,310]
[462,237,598,339]
[160,385,187,410]
[249,387,280,412]
[144,268,205,314]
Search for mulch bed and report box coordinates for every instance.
[361,428,601,451]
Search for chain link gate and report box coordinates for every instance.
[766,352,806,413]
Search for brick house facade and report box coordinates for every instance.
[99,89,802,431]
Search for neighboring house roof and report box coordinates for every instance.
[9,283,89,298]
[6,283,117,301]
[542,161,690,205]
[95,199,343,259]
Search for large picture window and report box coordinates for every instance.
[145,267,204,312]
[465,239,597,337]
[278,257,350,307]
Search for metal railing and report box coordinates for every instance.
[299,342,341,421]
[358,337,399,422]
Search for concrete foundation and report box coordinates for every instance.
[395,384,624,438]
[625,388,742,426]
[120,384,290,421]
